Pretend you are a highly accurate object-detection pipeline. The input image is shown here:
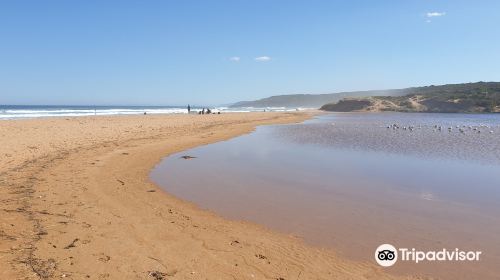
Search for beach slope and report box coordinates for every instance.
[1,112,413,279]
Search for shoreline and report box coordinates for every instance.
[1,112,414,279]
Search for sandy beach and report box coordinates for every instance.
[1,112,415,280]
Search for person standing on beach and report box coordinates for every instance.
[187,104,191,114]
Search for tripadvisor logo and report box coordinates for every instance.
[375,244,482,267]
[375,244,398,267]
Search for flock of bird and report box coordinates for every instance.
[386,123,494,134]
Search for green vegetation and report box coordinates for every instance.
[320,82,500,113]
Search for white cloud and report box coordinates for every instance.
[426,12,446,18]
[255,56,271,62]
[229,56,240,62]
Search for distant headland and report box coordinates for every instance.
[231,82,500,113]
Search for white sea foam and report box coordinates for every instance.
[0,106,310,120]
[0,107,188,120]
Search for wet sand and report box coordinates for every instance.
[0,112,413,279]
[152,112,500,280]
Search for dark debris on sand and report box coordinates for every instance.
[148,270,167,280]
[179,155,196,160]
[63,238,79,249]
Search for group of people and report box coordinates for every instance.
[187,105,219,115]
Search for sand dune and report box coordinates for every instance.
[0,112,419,279]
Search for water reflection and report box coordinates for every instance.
[151,113,500,280]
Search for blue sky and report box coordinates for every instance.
[1,0,499,106]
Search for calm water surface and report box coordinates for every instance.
[151,113,500,280]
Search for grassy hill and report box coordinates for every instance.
[230,89,408,108]
[320,82,500,113]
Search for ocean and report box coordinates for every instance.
[0,105,306,120]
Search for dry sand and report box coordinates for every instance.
[0,112,419,279]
